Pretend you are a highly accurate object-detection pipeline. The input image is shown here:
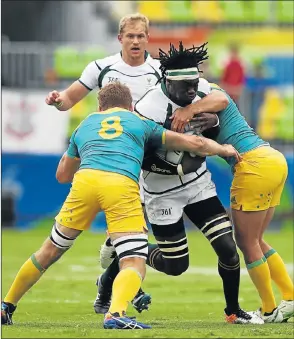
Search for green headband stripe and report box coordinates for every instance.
[167,70,199,77]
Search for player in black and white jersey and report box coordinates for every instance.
[45,14,161,109]
[98,42,262,324]
[45,13,161,314]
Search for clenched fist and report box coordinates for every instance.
[45,90,63,108]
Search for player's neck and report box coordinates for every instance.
[121,51,145,67]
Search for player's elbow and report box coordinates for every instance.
[217,91,229,109]
[56,171,71,184]
[211,90,229,110]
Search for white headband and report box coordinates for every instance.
[166,67,199,81]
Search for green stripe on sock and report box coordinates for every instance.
[264,248,276,259]
[262,256,267,262]
[31,254,45,273]
[246,258,265,270]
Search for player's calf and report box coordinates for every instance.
[35,222,80,269]
[105,232,149,322]
[2,222,81,322]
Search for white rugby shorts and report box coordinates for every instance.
[144,171,217,225]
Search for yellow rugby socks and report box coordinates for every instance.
[108,267,142,316]
[247,257,276,313]
[4,254,46,306]
[265,249,294,301]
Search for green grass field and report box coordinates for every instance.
[2,224,294,338]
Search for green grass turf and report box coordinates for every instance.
[2,224,294,338]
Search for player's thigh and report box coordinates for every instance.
[144,187,189,226]
[184,196,233,243]
[100,173,146,234]
[55,170,101,231]
[232,209,268,250]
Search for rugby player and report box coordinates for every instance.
[1,82,241,329]
[95,42,263,324]
[45,12,161,313]
[174,82,294,323]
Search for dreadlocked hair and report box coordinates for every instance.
[158,41,209,78]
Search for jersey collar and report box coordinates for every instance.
[120,50,149,62]
[97,107,130,115]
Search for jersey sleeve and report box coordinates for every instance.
[210,82,225,92]
[135,86,168,123]
[78,61,101,91]
[66,130,80,158]
[145,120,166,147]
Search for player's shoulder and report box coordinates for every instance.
[136,83,167,110]
[145,55,161,72]
[95,52,121,70]
[135,83,169,122]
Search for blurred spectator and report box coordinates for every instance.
[220,44,245,106]
[246,62,269,130]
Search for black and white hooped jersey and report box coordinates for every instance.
[78,52,161,105]
[135,78,211,194]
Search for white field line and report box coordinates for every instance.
[68,263,294,276]
[8,263,288,281]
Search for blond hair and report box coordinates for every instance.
[119,13,149,35]
[98,82,133,111]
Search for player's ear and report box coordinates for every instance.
[118,34,122,44]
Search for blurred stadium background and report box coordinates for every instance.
[2,0,293,232]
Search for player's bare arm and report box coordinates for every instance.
[45,81,90,111]
[56,153,81,183]
[171,90,229,132]
[165,130,241,162]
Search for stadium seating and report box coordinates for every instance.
[277,0,294,23]
[137,0,293,23]
[54,46,107,78]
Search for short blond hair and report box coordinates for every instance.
[119,13,149,35]
[98,82,133,111]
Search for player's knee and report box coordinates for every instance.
[49,222,77,250]
[164,257,189,276]
[212,233,239,266]
[156,234,189,275]
[112,233,148,261]
[112,233,148,280]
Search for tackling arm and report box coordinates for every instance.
[56,153,81,183]
[188,89,229,116]
[164,130,240,160]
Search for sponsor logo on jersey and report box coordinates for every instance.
[151,164,171,174]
